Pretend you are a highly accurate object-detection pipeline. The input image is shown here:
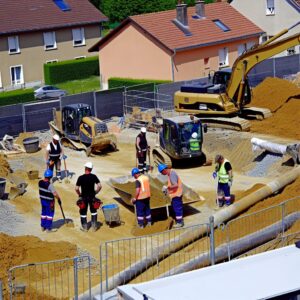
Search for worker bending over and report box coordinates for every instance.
[45,134,64,181]
[214,154,233,207]
[136,127,150,173]
[75,162,102,232]
[158,164,184,228]
[39,169,62,233]
[131,168,152,228]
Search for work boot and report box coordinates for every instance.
[173,222,184,228]
[225,201,231,206]
[146,222,152,227]
[46,228,58,233]
[91,214,98,232]
[80,217,88,232]
[137,223,144,229]
[218,200,224,208]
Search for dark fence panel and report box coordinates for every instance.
[61,92,95,114]
[0,104,23,138]
[274,54,300,79]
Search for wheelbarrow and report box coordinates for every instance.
[102,204,121,227]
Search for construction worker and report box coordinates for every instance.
[131,168,152,228]
[214,154,233,207]
[39,169,62,232]
[158,164,184,228]
[46,134,64,181]
[136,127,150,173]
[189,132,200,152]
[75,162,102,232]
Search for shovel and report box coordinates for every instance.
[58,200,74,227]
[147,148,153,173]
[62,155,70,184]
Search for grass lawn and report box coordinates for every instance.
[56,76,101,95]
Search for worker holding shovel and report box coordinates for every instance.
[39,169,62,233]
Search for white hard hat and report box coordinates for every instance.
[84,162,93,169]
[53,134,60,141]
[191,132,198,139]
[141,127,147,133]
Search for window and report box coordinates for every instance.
[219,47,228,67]
[72,28,85,46]
[43,32,57,50]
[213,19,231,32]
[75,56,86,60]
[46,59,58,64]
[246,41,256,50]
[266,0,275,15]
[0,72,2,88]
[8,36,20,54]
[10,65,23,85]
[238,44,247,56]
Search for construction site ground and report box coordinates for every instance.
[0,77,300,297]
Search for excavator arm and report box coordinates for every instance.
[227,22,300,109]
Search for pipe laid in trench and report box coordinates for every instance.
[158,211,300,277]
[87,167,300,295]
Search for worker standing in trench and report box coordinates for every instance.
[39,169,62,233]
[75,162,102,232]
[131,168,152,228]
[213,154,233,207]
[158,164,184,228]
[136,127,150,173]
[45,134,64,181]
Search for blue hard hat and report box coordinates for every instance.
[44,169,53,178]
[158,164,168,173]
[131,168,140,177]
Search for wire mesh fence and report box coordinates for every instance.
[8,256,91,300]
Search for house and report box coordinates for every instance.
[89,1,264,89]
[231,0,300,55]
[0,0,108,90]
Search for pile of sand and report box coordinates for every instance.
[0,233,77,297]
[251,77,300,112]
[14,132,34,147]
[291,72,300,88]
[0,154,11,177]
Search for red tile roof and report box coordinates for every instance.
[0,0,108,36]
[90,2,263,53]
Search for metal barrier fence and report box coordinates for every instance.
[99,222,212,296]
[8,256,91,300]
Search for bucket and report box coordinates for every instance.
[27,170,39,180]
[23,137,39,153]
[0,177,6,199]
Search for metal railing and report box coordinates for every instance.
[8,256,91,300]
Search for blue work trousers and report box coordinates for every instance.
[218,182,231,204]
[41,200,55,230]
[135,198,151,226]
[171,196,183,224]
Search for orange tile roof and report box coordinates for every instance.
[90,2,263,53]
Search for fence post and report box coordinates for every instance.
[209,216,215,265]
[73,257,78,300]
[93,91,98,118]
[22,104,26,133]
[281,202,286,246]
[0,280,3,300]
[273,58,276,77]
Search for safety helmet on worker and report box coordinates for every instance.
[141,127,147,133]
[158,164,168,173]
[191,132,198,139]
[131,168,140,177]
[53,134,60,141]
[44,169,53,178]
[84,162,93,169]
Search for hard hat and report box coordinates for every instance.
[131,168,140,177]
[53,134,60,141]
[158,164,168,173]
[44,169,53,178]
[215,154,223,163]
[141,127,147,133]
[191,132,198,139]
[84,162,93,169]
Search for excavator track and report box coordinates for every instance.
[152,147,172,168]
[241,107,272,120]
[199,116,251,131]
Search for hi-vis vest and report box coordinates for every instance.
[217,159,230,184]
[39,180,54,201]
[189,138,200,152]
[137,175,151,200]
[167,170,183,199]
[49,142,61,160]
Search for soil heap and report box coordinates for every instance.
[0,154,11,177]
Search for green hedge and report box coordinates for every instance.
[108,77,171,89]
[44,56,99,85]
[0,89,35,106]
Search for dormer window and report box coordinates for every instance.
[266,0,275,15]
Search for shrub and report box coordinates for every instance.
[44,56,99,84]
[108,77,171,89]
[0,89,35,106]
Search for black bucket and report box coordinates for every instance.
[0,177,6,199]
[23,137,39,153]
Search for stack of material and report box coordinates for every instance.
[0,135,25,155]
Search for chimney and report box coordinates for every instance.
[176,2,188,26]
[195,0,205,18]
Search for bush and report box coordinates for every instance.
[44,56,99,85]
[0,89,35,106]
[108,77,171,89]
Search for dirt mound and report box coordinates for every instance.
[251,98,300,139]
[14,132,34,147]
[0,154,11,177]
[0,233,77,298]
[291,72,300,88]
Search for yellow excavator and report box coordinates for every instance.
[174,23,300,130]
[49,103,117,156]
